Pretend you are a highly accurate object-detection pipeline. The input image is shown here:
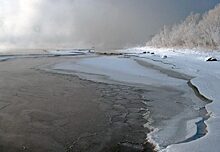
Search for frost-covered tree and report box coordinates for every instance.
[147,4,220,50]
[198,4,220,49]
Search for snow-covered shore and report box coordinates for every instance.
[47,47,218,151]
[118,46,220,152]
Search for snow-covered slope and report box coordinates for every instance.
[119,47,220,152]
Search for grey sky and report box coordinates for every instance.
[0,0,219,50]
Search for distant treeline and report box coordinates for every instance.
[147,4,220,50]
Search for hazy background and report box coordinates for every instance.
[0,0,219,51]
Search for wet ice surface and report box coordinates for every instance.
[68,83,154,152]
[51,55,207,150]
[0,57,154,152]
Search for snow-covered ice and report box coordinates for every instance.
[118,46,220,152]
[53,56,186,87]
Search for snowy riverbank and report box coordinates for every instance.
[118,47,220,152]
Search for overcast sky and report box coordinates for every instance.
[0,0,219,50]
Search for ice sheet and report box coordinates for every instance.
[53,56,185,87]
